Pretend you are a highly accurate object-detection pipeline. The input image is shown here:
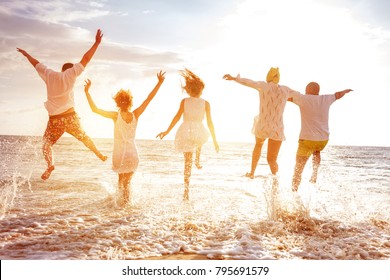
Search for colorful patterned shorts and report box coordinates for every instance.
[43,112,87,145]
[296,139,329,157]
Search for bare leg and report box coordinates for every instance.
[292,155,310,191]
[118,173,132,205]
[80,136,107,161]
[118,174,125,205]
[67,115,107,161]
[195,146,203,169]
[310,151,321,183]
[183,152,193,200]
[267,139,282,175]
[121,172,134,204]
[41,141,55,180]
[246,137,265,179]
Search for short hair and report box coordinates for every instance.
[305,82,320,95]
[179,68,205,97]
[113,89,133,111]
[61,63,74,72]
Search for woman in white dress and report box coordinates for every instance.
[157,69,219,200]
[84,70,165,204]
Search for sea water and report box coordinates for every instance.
[0,135,389,260]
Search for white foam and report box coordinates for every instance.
[0,138,389,260]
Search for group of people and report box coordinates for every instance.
[223,71,352,191]
[17,29,352,204]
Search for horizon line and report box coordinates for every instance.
[0,134,389,148]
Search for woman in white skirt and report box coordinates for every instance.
[157,69,219,200]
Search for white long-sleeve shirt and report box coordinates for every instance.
[235,75,301,141]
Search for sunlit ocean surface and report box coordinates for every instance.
[0,135,389,260]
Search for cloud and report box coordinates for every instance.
[99,43,183,67]
[142,10,155,15]
[0,7,184,74]
[0,4,184,122]
[1,105,42,114]
[0,0,110,23]
[350,0,390,28]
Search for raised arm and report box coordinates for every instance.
[335,89,353,100]
[205,101,219,152]
[133,70,165,119]
[84,79,117,119]
[16,48,39,68]
[223,73,263,91]
[80,29,103,67]
[156,99,184,140]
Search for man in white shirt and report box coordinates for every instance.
[17,29,107,180]
[289,82,352,191]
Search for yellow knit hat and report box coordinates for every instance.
[266,67,280,84]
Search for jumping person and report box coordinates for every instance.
[17,29,107,180]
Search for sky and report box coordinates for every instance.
[0,0,389,147]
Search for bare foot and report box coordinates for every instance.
[183,186,189,200]
[245,172,254,179]
[41,165,55,180]
[309,175,317,184]
[99,155,108,161]
[195,162,203,169]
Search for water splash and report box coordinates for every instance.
[0,136,39,219]
[263,175,310,220]
[263,175,282,220]
[261,173,318,246]
[100,180,135,208]
[0,173,31,219]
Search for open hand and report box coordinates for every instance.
[222,74,235,81]
[157,70,166,83]
[214,142,220,153]
[84,79,92,93]
[16,48,28,56]
[156,131,168,140]
[95,29,103,44]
